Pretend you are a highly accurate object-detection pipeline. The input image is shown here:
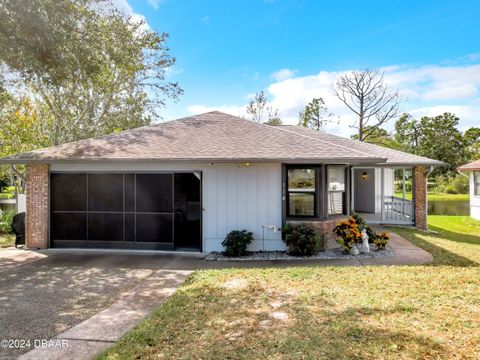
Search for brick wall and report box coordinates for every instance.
[413,166,428,231]
[287,216,348,250]
[26,164,49,249]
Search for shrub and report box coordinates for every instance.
[0,177,9,193]
[451,175,469,194]
[351,213,377,243]
[434,175,468,194]
[0,209,14,234]
[444,185,458,194]
[282,224,321,256]
[333,217,363,253]
[222,230,253,257]
[373,232,390,249]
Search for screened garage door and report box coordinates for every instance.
[50,172,201,251]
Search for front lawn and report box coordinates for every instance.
[394,192,469,201]
[99,216,480,360]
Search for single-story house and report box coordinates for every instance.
[0,111,443,252]
[458,160,480,220]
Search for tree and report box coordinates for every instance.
[394,113,466,175]
[246,91,267,123]
[263,108,282,126]
[0,0,182,145]
[333,69,400,141]
[464,127,480,160]
[0,93,51,194]
[298,97,332,131]
[246,91,282,124]
[394,113,421,153]
[351,126,401,149]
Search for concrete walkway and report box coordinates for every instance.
[0,247,47,273]
[18,269,191,360]
[6,231,431,360]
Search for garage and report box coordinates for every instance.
[50,172,202,251]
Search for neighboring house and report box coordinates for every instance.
[0,111,443,252]
[458,160,480,220]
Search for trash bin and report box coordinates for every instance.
[11,212,25,248]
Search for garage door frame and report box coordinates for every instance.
[48,170,203,251]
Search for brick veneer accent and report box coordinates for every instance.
[413,166,428,231]
[287,216,348,250]
[26,164,49,249]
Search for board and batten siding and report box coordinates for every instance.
[470,172,480,220]
[50,162,283,252]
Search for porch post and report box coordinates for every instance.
[402,168,406,199]
[350,167,355,213]
[413,166,428,231]
[380,167,385,221]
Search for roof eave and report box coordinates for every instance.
[0,156,388,165]
[458,167,480,171]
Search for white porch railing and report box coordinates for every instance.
[384,196,413,222]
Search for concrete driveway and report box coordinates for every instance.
[0,250,199,360]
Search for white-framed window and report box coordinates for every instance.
[474,171,480,196]
[327,165,346,216]
[287,167,317,217]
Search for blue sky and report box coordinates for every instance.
[124,0,480,136]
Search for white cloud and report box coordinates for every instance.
[147,0,163,10]
[271,68,297,81]
[408,105,479,131]
[383,64,480,102]
[108,0,150,29]
[266,63,480,136]
[186,61,480,138]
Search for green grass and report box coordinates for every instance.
[99,216,480,360]
[0,233,14,248]
[393,192,469,201]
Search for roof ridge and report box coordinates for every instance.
[283,125,438,162]
[21,111,231,155]
[266,124,385,160]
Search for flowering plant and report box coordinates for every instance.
[373,232,390,249]
[332,217,363,253]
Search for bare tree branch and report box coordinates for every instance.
[333,69,401,141]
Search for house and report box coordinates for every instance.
[457,160,480,220]
[0,111,443,252]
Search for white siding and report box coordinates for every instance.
[470,172,480,220]
[50,162,283,252]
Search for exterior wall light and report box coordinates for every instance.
[238,162,251,167]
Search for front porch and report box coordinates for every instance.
[352,167,416,225]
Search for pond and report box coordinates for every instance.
[428,200,470,216]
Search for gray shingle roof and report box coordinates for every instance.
[0,111,443,166]
[281,125,444,166]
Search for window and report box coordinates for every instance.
[475,172,480,196]
[327,166,346,216]
[287,168,316,216]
